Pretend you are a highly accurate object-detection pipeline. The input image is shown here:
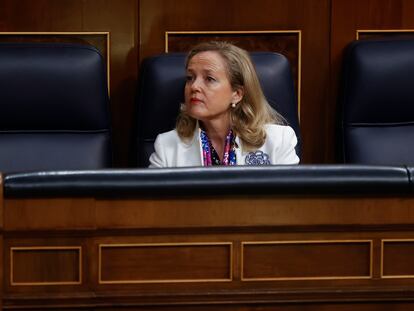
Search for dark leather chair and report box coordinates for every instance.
[0,43,111,172]
[135,52,300,167]
[340,39,414,165]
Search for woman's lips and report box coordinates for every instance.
[190,98,203,104]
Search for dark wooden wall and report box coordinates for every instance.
[0,0,139,166]
[1,0,414,165]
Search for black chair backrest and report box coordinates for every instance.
[0,43,111,172]
[341,39,414,165]
[135,52,300,167]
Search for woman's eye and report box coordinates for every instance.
[206,76,216,82]
[185,75,193,81]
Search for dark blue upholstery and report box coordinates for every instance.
[407,166,414,193]
[3,165,409,197]
[135,52,300,167]
[0,43,112,172]
[341,39,414,165]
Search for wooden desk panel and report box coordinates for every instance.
[3,194,414,310]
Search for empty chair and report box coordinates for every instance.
[135,52,300,167]
[0,42,111,172]
[340,39,414,165]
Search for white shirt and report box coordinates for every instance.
[149,124,299,168]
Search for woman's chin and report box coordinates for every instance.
[187,108,207,120]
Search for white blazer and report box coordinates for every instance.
[149,124,299,168]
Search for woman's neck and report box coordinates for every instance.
[201,118,231,160]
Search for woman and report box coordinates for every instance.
[149,41,299,167]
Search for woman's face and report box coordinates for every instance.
[184,51,243,124]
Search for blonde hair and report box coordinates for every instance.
[176,41,285,150]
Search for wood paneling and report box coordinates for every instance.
[0,0,139,167]
[4,238,90,296]
[382,240,414,278]
[10,247,81,285]
[242,241,372,280]
[69,304,414,311]
[4,198,95,230]
[140,0,330,164]
[358,30,414,40]
[5,194,414,309]
[99,243,232,283]
[95,196,414,229]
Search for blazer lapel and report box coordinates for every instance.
[181,125,203,166]
[235,136,247,165]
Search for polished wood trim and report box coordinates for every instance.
[96,196,414,229]
[165,30,302,52]
[106,32,111,95]
[0,31,111,93]
[10,246,82,286]
[381,239,414,279]
[164,30,302,121]
[356,29,414,40]
[0,31,109,35]
[241,240,373,281]
[5,198,95,231]
[98,242,233,284]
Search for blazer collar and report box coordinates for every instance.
[234,135,247,165]
[190,124,247,166]
[188,122,203,165]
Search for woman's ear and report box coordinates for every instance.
[232,87,244,104]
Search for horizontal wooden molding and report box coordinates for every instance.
[357,29,414,40]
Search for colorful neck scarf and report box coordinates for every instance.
[200,129,236,166]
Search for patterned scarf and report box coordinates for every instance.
[200,129,236,166]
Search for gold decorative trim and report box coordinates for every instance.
[241,240,373,281]
[356,29,414,40]
[0,31,111,94]
[381,239,414,279]
[165,30,302,121]
[10,246,82,286]
[99,242,233,284]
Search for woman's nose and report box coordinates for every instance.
[190,77,202,91]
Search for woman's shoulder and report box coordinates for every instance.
[262,123,297,147]
[154,129,181,143]
[264,123,296,135]
[155,128,195,147]
[156,128,179,139]
[262,123,299,164]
